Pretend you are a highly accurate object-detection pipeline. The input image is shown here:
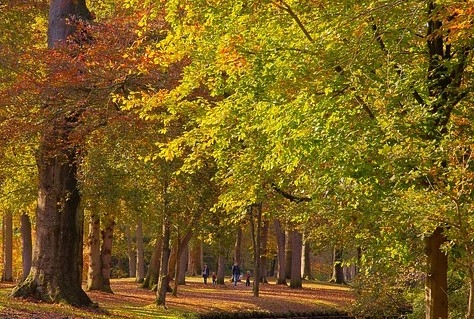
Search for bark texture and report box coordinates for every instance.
[136,218,145,283]
[425,227,447,319]
[20,213,32,281]
[12,154,91,305]
[2,212,13,282]
[289,230,302,289]
[273,219,287,285]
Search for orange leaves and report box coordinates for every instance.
[216,35,248,73]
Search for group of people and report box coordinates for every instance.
[202,262,251,287]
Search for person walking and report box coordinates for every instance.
[245,270,251,287]
[202,263,210,284]
[231,262,240,287]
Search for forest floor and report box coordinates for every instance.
[0,277,354,319]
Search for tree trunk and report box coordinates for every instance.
[20,213,32,282]
[302,236,312,280]
[126,226,136,278]
[249,204,262,297]
[273,219,287,285]
[259,219,269,284]
[2,211,13,282]
[11,0,93,306]
[156,214,171,307]
[290,230,302,289]
[217,246,225,285]
[330,247,345,284]
[178,244,188,284]
[187,238,201,277]
[142,238,162,290]
[86,213,101,291]
[172,231,193,296]
[235,227,242,265]
[285,229,292,280]
[136,217,145,283]
[100,219,115,293]
[12,153,92,305]
[467,265,474,319]
[425,227,448,319]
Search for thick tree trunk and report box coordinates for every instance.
[86,213,101,291]
[136,218,145,283]
[126,226,136,278]
[178,244,188,284]
[100,219,115,293]
[2,211,13,282]
[142,238,162,290]
[12,154,92,305]
[187,238,201,277]
[289,230,302,289]
[273,219,287,285]
[425,227,448,319]
[11,0,93,306]
[20,213,32,281]
[330,247,345,284]
[172,231,193,296]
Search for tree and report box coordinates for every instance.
[11,0,94,305]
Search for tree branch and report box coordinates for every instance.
[271,184,311,203]
[271,0,314,43]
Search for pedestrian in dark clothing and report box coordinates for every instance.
[231,262,240,287]
[202,263,210,284]
[245,270,251,286]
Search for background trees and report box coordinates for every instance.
[1,0,474,317]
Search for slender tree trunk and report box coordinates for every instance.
[273,219,287,285]
[11,0,93,306]
[290,230,302,289]
[136,217,145,283]
[259,219,269,284]
[302,236,312,280]
[156,214,171,307]
[425,227,448,319]
[2,212,13,282]
[217,245,225,285]
[100,219,115,293]
[467,265,474,319]
[330,247,345,284]
[20,213,32,281]
[142,238,162,290]
[126,226,136,278]
[235,227,242,265]
[86,213,101,291]
[249,204,261,297]
[285,229,292,279]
